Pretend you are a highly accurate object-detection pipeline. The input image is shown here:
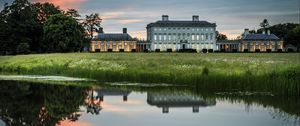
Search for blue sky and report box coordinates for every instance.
[1,0,299,39]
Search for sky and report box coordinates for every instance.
[1,0,299,39]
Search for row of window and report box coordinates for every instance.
[242,43,280,46]
[153,34,214,41]
[153,27,214,32]
[153,44,214,49]
[153,43,213,45]
[93,42,134,46]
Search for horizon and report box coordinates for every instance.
[1,0,299,39]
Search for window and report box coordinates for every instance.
[201,34,204,41]
[196,35,200,40]
[210,33,213,40]
[164,35,167,40]
[159,35,162,40]
[154,35,157,41]
[205,33,208,40]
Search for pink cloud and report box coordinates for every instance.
[30,0,87,10]
[56,120,93,126]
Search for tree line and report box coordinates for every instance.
[0,0,102,55]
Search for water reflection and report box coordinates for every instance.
[85,88,131,115]
[0,80,299,126]
[147,91,216,113]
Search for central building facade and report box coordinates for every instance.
[147,15,217,52]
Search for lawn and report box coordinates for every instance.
[0,53,299,95]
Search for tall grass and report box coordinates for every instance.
[0,53,299,95]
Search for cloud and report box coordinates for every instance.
[57,120,93,126]
[129,30,146,39]
[118,19,144,24]
[30,0,87,10]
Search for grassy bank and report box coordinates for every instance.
[0,53,299,95]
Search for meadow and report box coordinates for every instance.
[0,53,299,95]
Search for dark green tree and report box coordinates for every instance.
[65,9,81,19]
[32,2,61,24]
[287,26,300,50]
[0,0,35,55]
[16,43,31,54]
[216,31,227,41]
[43,14,84,52]
[0,0,63,54]
[82,13,102,39]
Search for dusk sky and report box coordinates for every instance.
[1,0,299,39]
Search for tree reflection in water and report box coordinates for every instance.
[0,80,299,126]
[0,80,90,126]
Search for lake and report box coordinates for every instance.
[0,80,299,126]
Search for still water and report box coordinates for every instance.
[0,80,299,126]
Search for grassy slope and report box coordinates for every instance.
[0,53,299,95]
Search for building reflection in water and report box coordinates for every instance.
[147,92,216,113]
[85,88,131,115]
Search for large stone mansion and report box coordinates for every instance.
[146,15,217,52]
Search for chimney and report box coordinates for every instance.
[162,15,169,21]
[244,28,249,36]
[99,27,104,33]
[123,28,127,34]
[192,15,199,21]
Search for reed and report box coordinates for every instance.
[0,53,299,95]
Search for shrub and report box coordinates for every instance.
[244,49,248,52]
[167,49,172,52]
[208,49,214,53]
[95,49,101,52]
[287,48,295,52]
[178,49,196,53]
[119,49,124,52]
[232,49,238,53]
[16,43,30,54]
[255,49,260,53]
[202,49,208,53]
[202,67,209,75]
[107,49,113,52]
[155,49,160,52]
[266,49,272,53]
[131,49,136,52]
[143,49,149,53]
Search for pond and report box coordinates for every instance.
[0,80,299,126]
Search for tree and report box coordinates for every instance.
[0,0,36,55]
[82,13,102,39]
[32,2,61,24]
[287,26,300,49]
[16,43,30,54]
[256,23,299,46]
[43,14,84,52]
[65,9,80,19]
[216,32,227,41]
